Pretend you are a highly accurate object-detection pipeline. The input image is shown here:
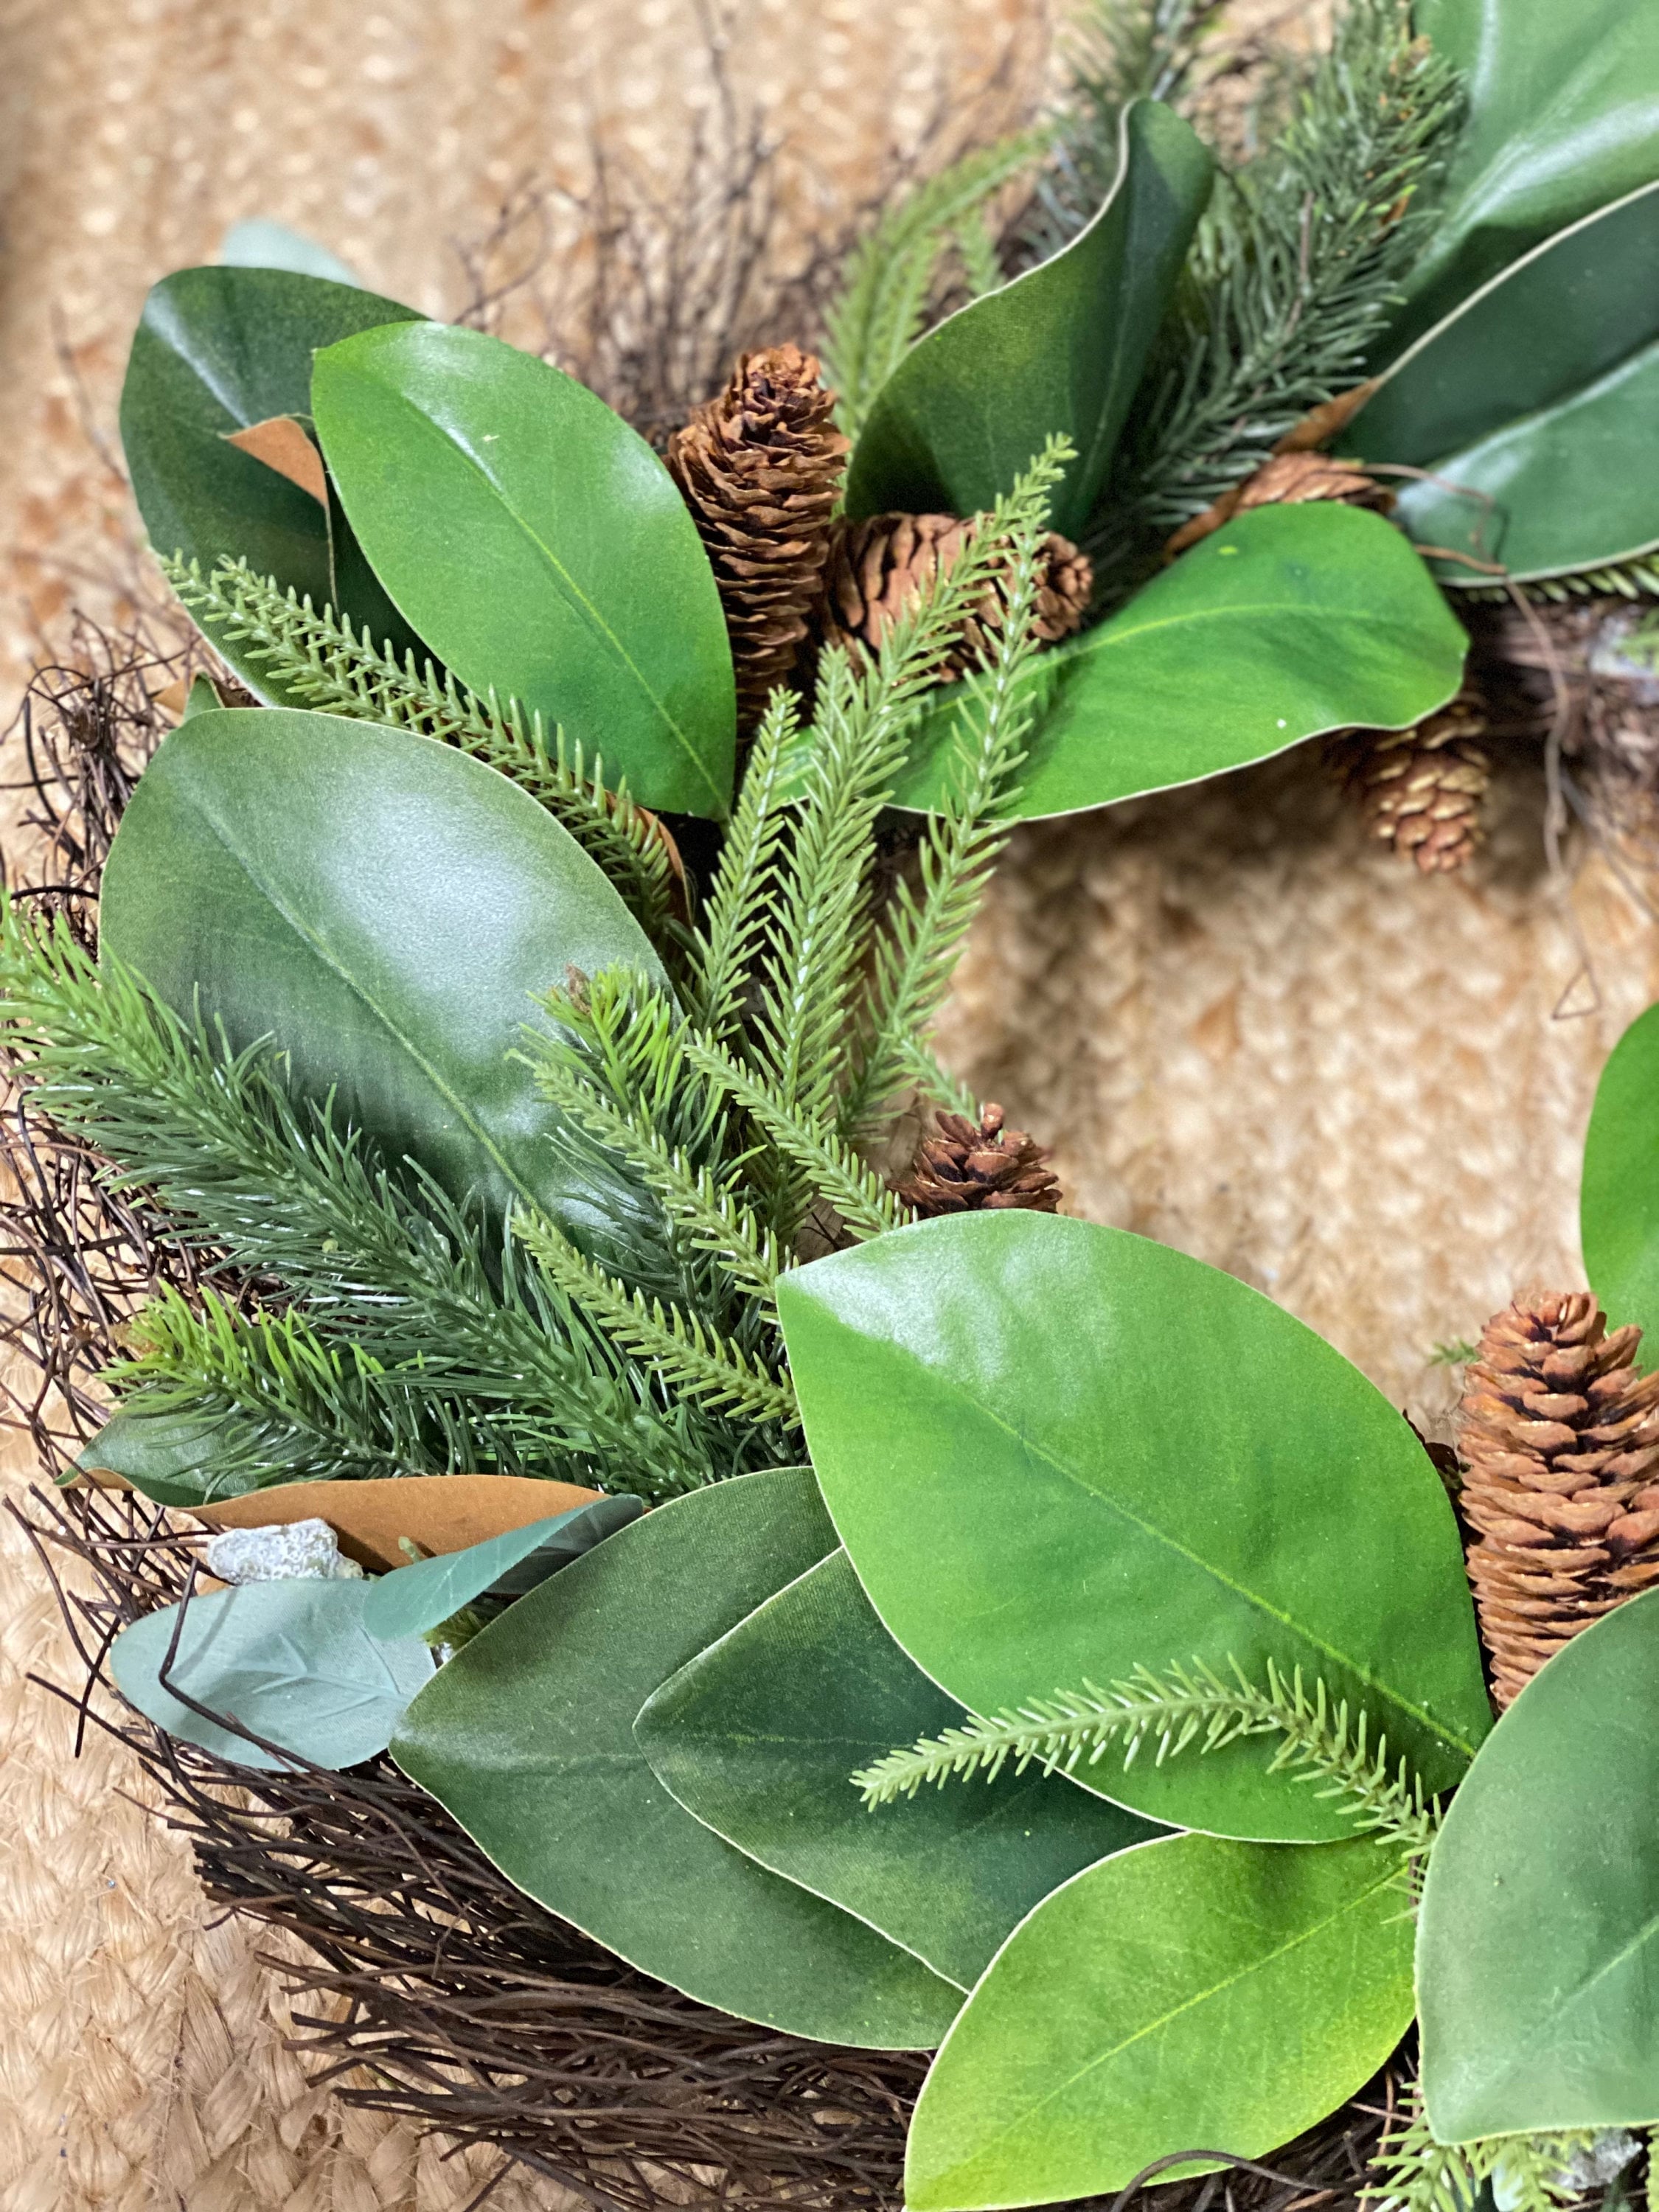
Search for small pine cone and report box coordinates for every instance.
[667,345,849,726]
[897,1104,1062,1219]
[1325,690,1493,873]
[818,512,1092,681]
[1165,451,1394,557]
[1458,1291,1659,1708]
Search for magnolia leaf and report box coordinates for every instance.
[119,265,421,699]
[361,1495,644,1640]
[1418,1587,1659,2140]
[1347,184,1659,582]
[776,1211,1490,1840]
[1582,999,1659,1360]
[311,321,736,819]
[905,1833,1414,2211]
[74,1405,237,1505]
[636,1548,1158,1991]
[890,505,1467,818]
[220,218,364,288]
[98,709,665,1252]
[1396,0,1659,347]
[845,100,1211,540]
[223,415,328,504]
[393,1467,961,2046]
[193,1472,608,1573]
[111,1579,434,1770]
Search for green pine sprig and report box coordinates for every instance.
[852,1655,1441,1863]
[1363,2087,1601,2212]
[160,554,679,938]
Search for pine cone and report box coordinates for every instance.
[1325,690,1493,873]
[818,512,1092,681]
[1458,1292,1659,1708]
[1165,451,1394,557]
[666,345,849,727]
[897,1104,1062,1218]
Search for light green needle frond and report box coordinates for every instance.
[853,1655,1441,1862]
[1364,2087,1599,2212]
[684,686,796,1043]
[162,555,677,936]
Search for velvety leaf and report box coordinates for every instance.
[776,1211,1490,1840]
[1394,0,1659,347]
[392,1468,961,2046]
[905,1832,1415,2211]
[118,265,420,700]
[76,1405,237,1506]
[111,1579,434,1770]
[98,708,665,1250]
[636,1548,1159,1990]
[1418,1587,1659,2140]
[844,101,1212,540]
[1582,1000,1659,1357]
[192,1472,608,1571]
[220,218,364,288]
[1347,184,1659,582]
[362,1495,644,1640]
[890,506,1467,819]
[311,321,736,818]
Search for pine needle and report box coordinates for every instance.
[1363,2087,1598,2212]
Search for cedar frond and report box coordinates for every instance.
[684,688,796,1043]
[821,131,1046,442]
[853,1655,1441,1863]
[1363,2087,1599,2212]
[161,556,678,936]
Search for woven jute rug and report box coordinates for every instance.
[4,0,1655,2205]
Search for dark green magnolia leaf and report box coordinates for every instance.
[392,1468,961,2047]
[361,1495,644,1641]
[119,266,422,701]
[1347,184,1659,583]
[776,1211,1490,1840]
[844,100,1212,540]
[74,1405,249,1504]
[111,1579,434,1770]
[311,321,736,820]
[1418,1587,1659,2140]
[1582,1000,1659,1358]
[98,708,665,1250]
[891,506,1467,819]
[1394,0,1659,348]
[905,1832,1414,2211]
[636,1548,1158,1991]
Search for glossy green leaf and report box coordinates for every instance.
[1395,0,1659,347]
[392,1468,961,2047]
[906,1832,1414,2211]
[776,1211,1490,1840]
[220,218,364,288]
[1582,1000,1659,1357]
[111,1579,434,1770]
[844,101,1212,540]
[119,266,421,701]
[636,1549,1158,1990]
[361,1495,644,1641]
[98,708,665,1248]
[1418,1587,1659,2141]
[891,506,1467,818]
[1348,184,1659,582]
[311,321,736,819]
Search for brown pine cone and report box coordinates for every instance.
[1325,689,1493,874]
[1458,1291,1659,1708]
[1165,451,1394,558]
[897,1104,1062,1219]
[666,345,849,728]
[818,512,1092,682]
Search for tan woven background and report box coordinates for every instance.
[3,0,1657,2202]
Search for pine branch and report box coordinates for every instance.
[1100,0,1463,568]
[0,905,749,1498]
[853,1656,1442,1861]
[514,1210,799,1430]
[684,687,796,1043]
[821,131,1045,442]
[1363,2088,1598,2212]
[161,556,678,936]
[837,460,1062,1138]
